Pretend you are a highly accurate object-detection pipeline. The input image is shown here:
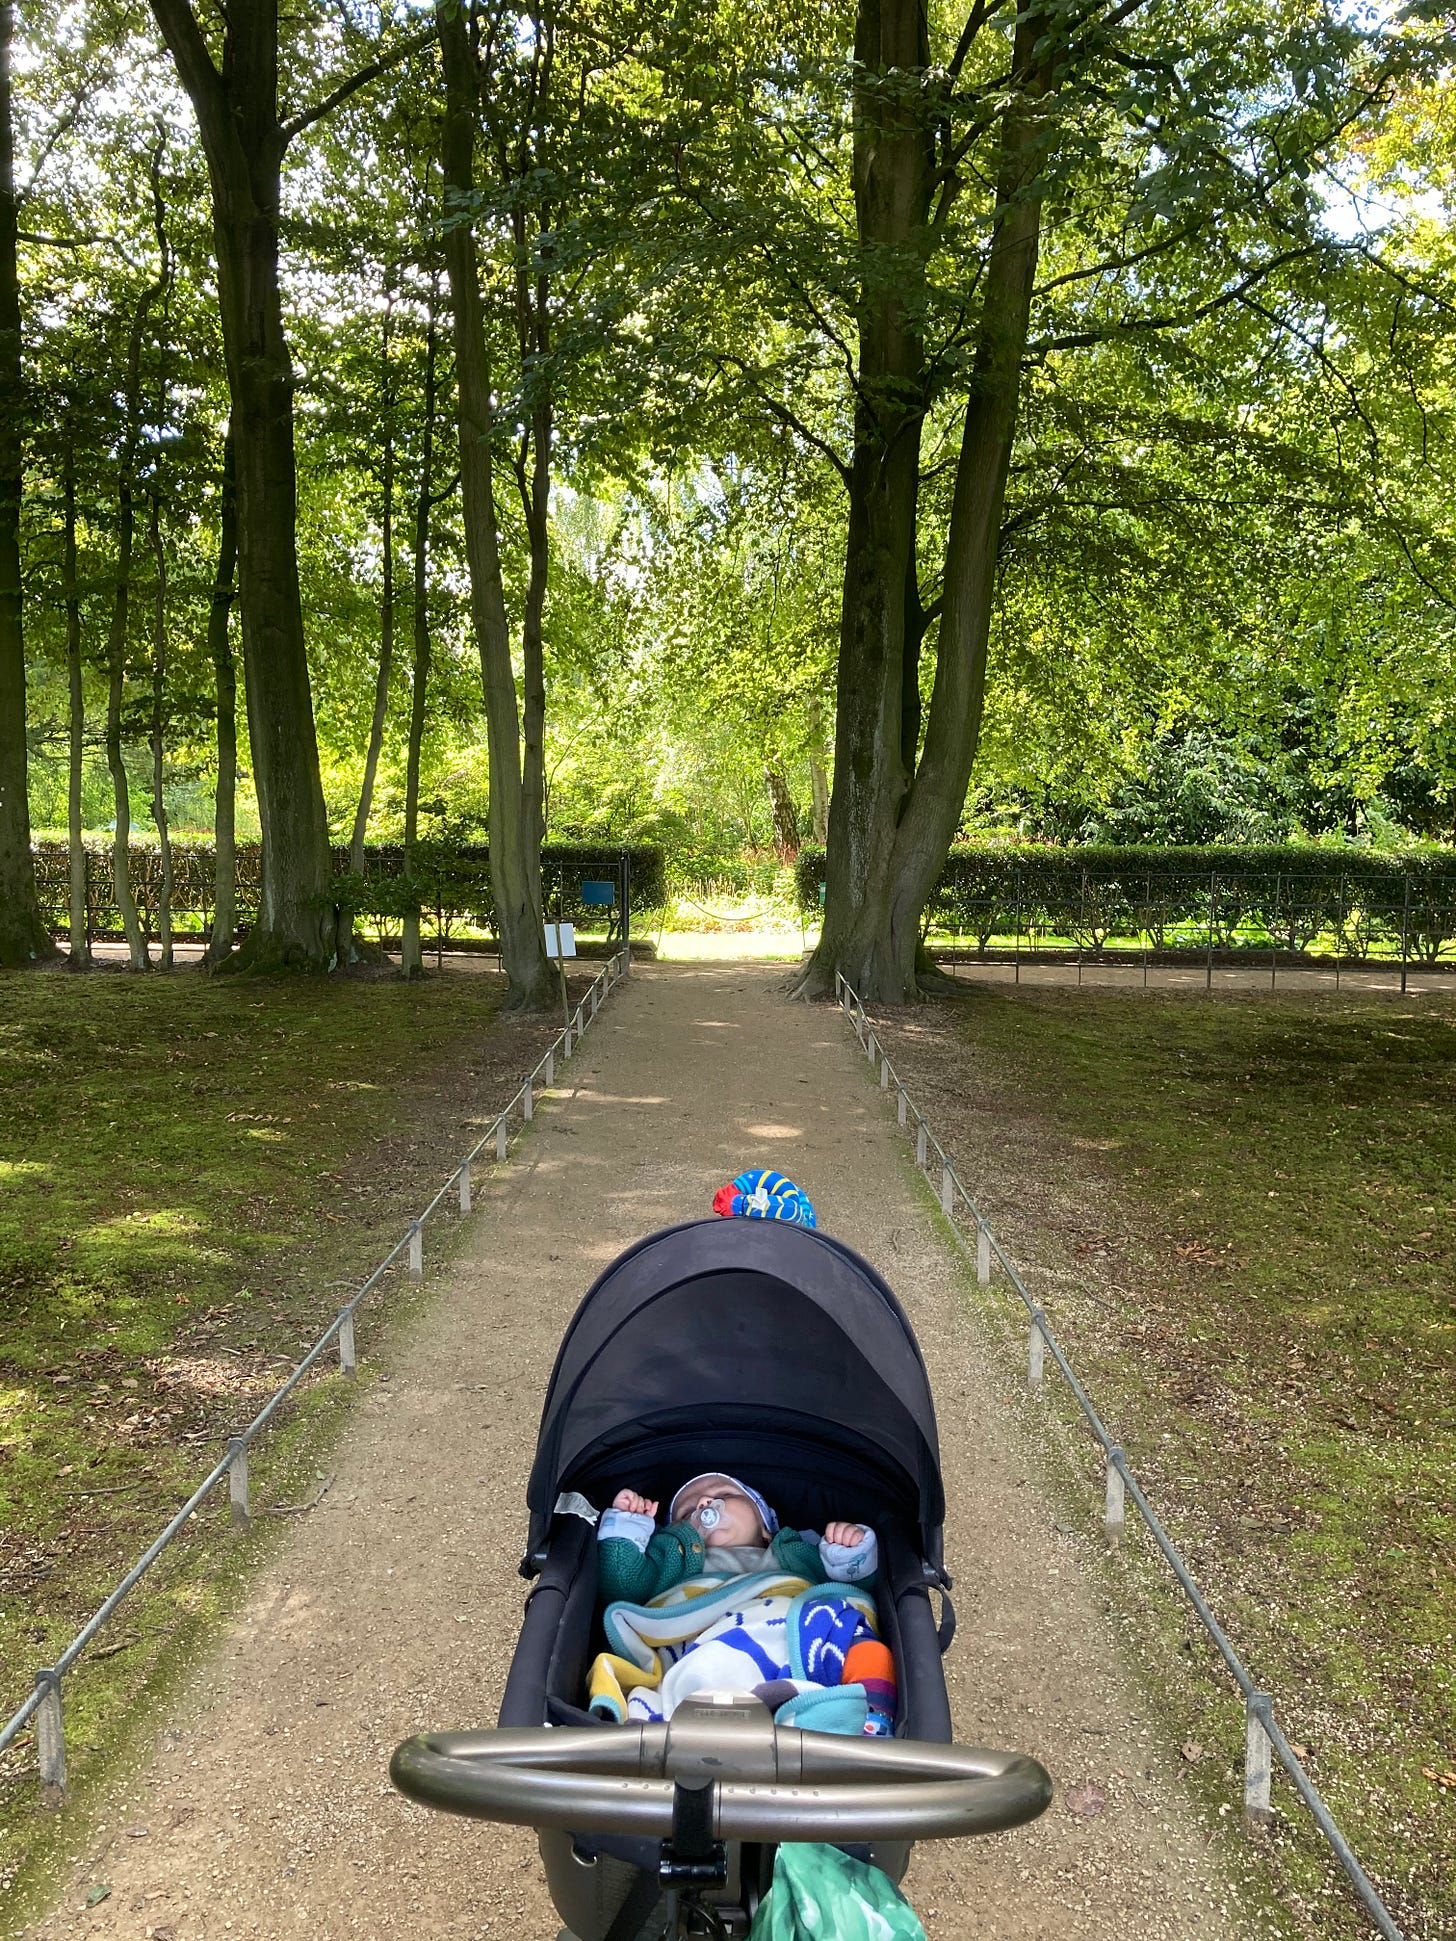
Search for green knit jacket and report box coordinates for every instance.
[597,1519,847,1606]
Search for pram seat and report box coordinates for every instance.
[393,1218,1051,1940]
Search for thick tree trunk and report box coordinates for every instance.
[0,0,53,965]
[149,0,339,972]
[401,304,439,983]
[438,0,553,1010]
[203,434,238,967]
[148,480,174,968]
[799,0,1047,1003]
[62,441,90,966]
[350,290,396,882]
[798,0,929,1001]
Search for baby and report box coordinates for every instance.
[597,1470,877,1604]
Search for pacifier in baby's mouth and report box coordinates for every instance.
[694,1501,722,1531]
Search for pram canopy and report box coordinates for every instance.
[523,1218,947,1572]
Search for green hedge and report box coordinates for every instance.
[33,841,665,941]
[794,845,1456,960]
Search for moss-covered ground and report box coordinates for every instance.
[865,985,1453,1937]
[0,965,563,1902]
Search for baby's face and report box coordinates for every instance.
[679,1476,766,1549]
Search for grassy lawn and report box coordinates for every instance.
[874,987,1454,1937]
[0,964,560,1899]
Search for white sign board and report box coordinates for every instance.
[544,922,577,959]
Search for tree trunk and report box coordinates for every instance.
[149,0,338,972]
[514,196,551,888]
[105,272,156,972]
[148,477,175,968]
[437,0,553,1010]
[203,433,238,967]
[349,286,396,883]
[799,0,1047,1003]
[401,300,440,982]
[798,0,929,1001]
[0,0,53,965]
[765,758,800,858]
[62,439,90,966]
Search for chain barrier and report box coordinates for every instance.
[835,971,1404,1941]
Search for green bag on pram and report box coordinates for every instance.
[747,1842,928,1940]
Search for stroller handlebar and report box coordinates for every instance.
[390,1693,1053,1843]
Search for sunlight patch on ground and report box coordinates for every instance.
[0,1160,48,1186]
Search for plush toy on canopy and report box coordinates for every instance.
[712,1169,817,1228]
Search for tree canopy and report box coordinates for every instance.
[0,0,1451,991]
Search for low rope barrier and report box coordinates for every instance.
[0,949,631,1797]
[834,970,1404,1941]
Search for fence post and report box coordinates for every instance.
[408,1222,424,1280]
[1400,873,1410,994]
[591,985,599,1019]
[34,1669,66,1794]
[1271,871,1280,991]
[1104,1448,1126,1543]
[1245,1693,1274,1829]
[338,1310,356,1378]
[1014,868,1022,986]
[524,1076,534,1122]
[940,1163,953,1215]
[458,1160,472,1215]
[544,1048,554,1091]
[976,1223,991,1284]
[880,1054,891,1090]
[1207,871,1216,992]
[495,1115,508,1162]
[563,1021,573,1059]
[897,1086,907,1127]
[1336,871,1344,991]
[228,1438,250,1528]
[574,1005,585,1038]
[916,1120,927,1168]
[1027,1310,1045,1391]
[865,1030,877,1065]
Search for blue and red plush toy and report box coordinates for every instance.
[712,1168,817,1228]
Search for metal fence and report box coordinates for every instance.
[835,973,1404,1941]
[932,870,1456,991]
[0,948,630,1798]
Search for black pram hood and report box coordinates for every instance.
[523,1218,946,1573]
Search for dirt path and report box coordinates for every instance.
[21,964,1267,1941]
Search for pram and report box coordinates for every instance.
[392,1217,1051,1938]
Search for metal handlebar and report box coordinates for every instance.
[391,1691,1052,1843]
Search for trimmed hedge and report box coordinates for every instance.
[794,845,1456,961]
[33,841,666,941]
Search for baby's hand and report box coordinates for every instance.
[824,1520,866,1549]
[613,1489,658,1517]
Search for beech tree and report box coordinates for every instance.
[437,0,555,1008]
[145,0,433,971]
[0,0,53,964]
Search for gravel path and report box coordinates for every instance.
[21,963,1265,1941]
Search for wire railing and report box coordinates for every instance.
[0,948,631,1798]
[834,971,1405,1941]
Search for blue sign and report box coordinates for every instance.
[581,880,616,907]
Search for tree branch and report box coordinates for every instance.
[711,352,852,487]
[1027,242,1329,355]
[280,22,439,146]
